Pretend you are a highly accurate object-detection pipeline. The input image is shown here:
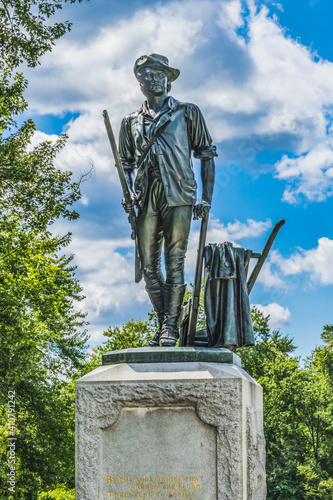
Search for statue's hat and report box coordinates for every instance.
[134,53,180,82]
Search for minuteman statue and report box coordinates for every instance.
[119,53,217,347]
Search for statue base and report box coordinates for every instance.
[75,348,266,499]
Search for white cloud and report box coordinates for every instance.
[20,0,333,346]
[275,137,333,203]
[255,260,287,289]
[272,2,284,12]
[212,217,272,240]
[273,237,333,285]
[253,302,291,327]
[70,217,273,317]
[26,1,210,119]
[189,3,333,144]
[54,215,275,344]
[24,0,333,204]
[185,217,272,272]
[253,237,333,294]
[30,120,122,208]
[217,0,244,33]
[70,236,148,318]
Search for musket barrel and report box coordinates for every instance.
[103,109,137,240]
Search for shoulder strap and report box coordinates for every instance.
[136,116,169,169]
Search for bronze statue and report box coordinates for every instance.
[117,54,217,347]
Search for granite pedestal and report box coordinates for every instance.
[75,348,266,500]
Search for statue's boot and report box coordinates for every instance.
[146,282,165,347]
[159,283,186,347]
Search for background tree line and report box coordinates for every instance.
[0,1,332,499]
[0,1,88,498]
[79,307,333,500]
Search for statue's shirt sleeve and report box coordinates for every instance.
[119,115,136,171]
[185,103,217,160]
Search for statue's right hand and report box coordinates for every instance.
[121,197,135,214]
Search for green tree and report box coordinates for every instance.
[0,0,89,498]
[77,317,156,377]
[0,132,89,497]
[0,0,85,69]
[37,484,75,500]
[0,66,27,131]
[238,309,333,499]
[311,325,333,385]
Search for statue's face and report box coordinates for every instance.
[139,67,168,97]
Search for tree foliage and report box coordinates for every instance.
[0,0,85,68]
[0,66,27,131]
[238,308,333,499]
[77,317,156,377]
[38,485,75,500]
[0,0,89,498]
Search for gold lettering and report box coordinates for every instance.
[107,472,203,498]
[107,491,131,498]
[156,476,181,483]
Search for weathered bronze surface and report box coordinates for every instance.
[179,221,285,348]
[104,56,286,351]
[203,243,255,348]
[102,347,240,366]
[118,54,217,348]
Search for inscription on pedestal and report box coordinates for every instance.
[99,407,217,499]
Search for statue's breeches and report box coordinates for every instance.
[136,178,192,286]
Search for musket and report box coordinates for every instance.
[103,109,136,241]
[103,110,143,283]
[186,212,209,346]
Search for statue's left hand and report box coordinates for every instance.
[193,201,211,220]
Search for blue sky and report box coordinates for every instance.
[24,0,333,359]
